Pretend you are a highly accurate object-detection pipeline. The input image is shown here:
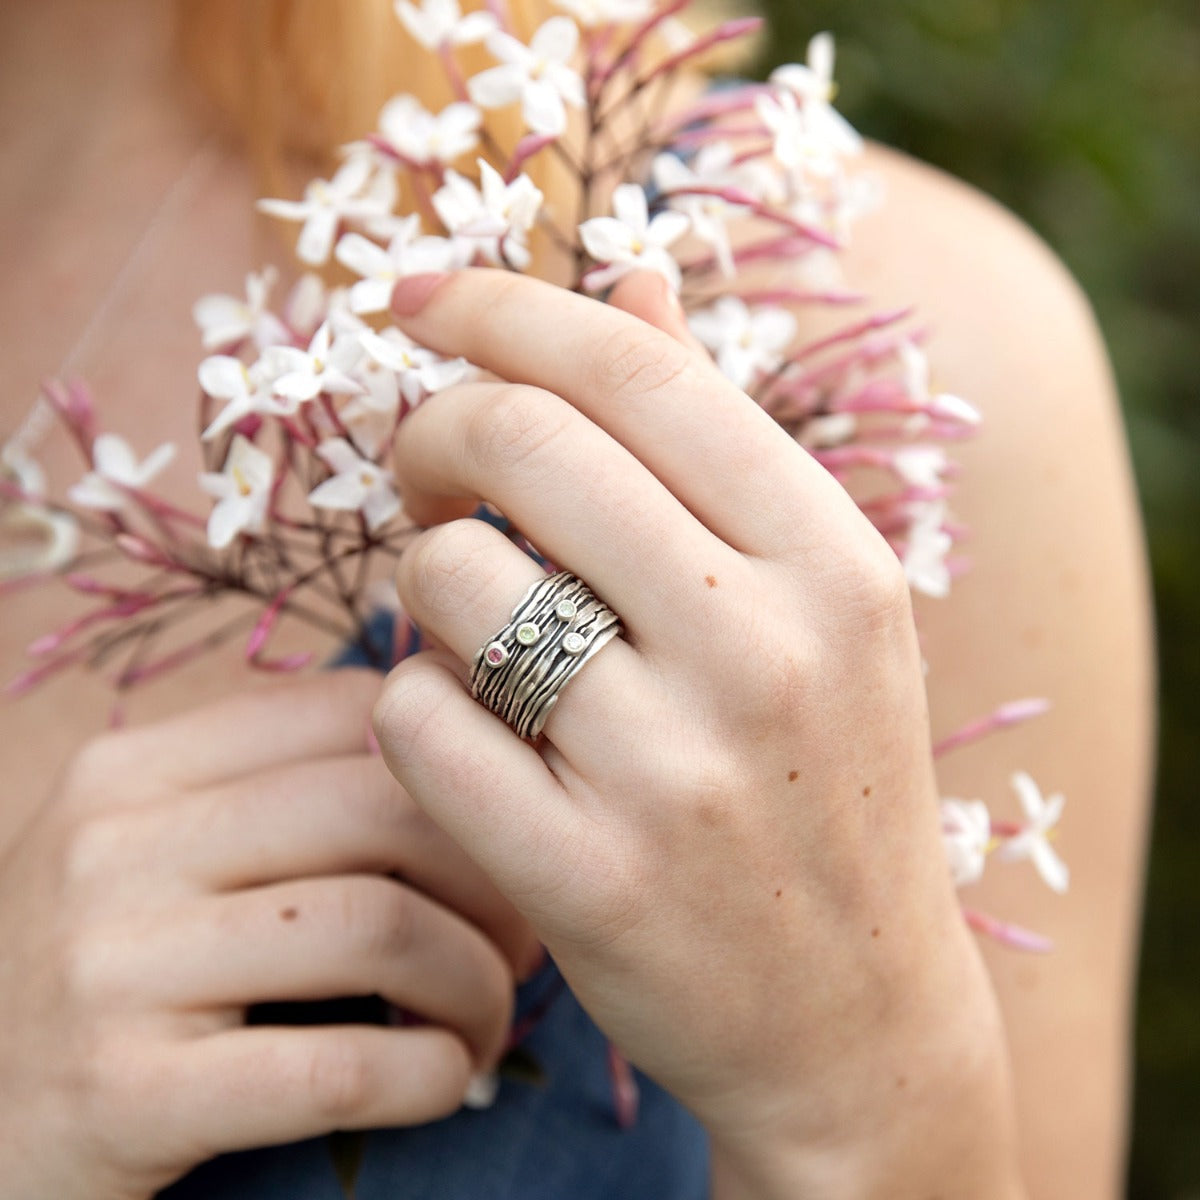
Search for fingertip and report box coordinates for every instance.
[606,271,702,354]
[516,939,547,983]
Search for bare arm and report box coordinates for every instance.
[844,142,1155,1197]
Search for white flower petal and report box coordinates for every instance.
[612,183,649,233]
[67,475,125,511]
[646,209,690,248]
[579,216,634,262]
[256,198,311,221]
[363,485,402,530]
[531,15,578,61]
[199,356,250,400]
[135,443,177,485]
[308,473,368,511]
[455,10,498,42]
[296,209,340,266]
[1031,838,1070,894]
[335,233,393,280]
[92,434,138,483]
[207,497,250,548]
[348,278,397,315]
[468,64,526,108]
[273,371,324,402]
[522,78,567,136]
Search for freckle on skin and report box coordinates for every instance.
[705,575,718,588]
[896,1075,907,1089]
[775,888,782,899]
[788,770,799,782]
[862,785,871,797]
[280,907,299,921]
[871,927,880,938]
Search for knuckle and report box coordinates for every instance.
[339,879,415,959]
[837,543,914,638]
[303,1038,375,1123]
[60,808,133,890]
[341,765,416,840]
[373,657,457,762]
[399,519,502,619]
[464,385,572,477]
[61,731,130,800]
[588,323,696,406]
[60,927,109,1005]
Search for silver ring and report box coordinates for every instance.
[469,571,623,739]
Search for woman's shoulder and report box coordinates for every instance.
[846,141,1155,1196]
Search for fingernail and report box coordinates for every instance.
[365,723,382,756]
[391,272,449,316]
[658,274,685,320]
[463,1072,500,1110]
[517,943,547,983]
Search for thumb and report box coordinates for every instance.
[605,271,710,360]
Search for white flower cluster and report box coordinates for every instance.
[940,771,1069,895]
[189,271,467,547]
[43,3,1066,923]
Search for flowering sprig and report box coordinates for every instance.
[2,3,1063,950]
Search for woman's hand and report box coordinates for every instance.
[0,669,539,1200]
[372,269,1027,1199]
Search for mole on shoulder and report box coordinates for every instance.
[279,907,299,921]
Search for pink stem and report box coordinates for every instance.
[963,907,1053,953]
[625,17,763,96]
[933,699,1052,759]
[244,586,293,661]
[438,43,469,103]
[607,1043,640,1129]
[593,0,692,89]
[652,86,766,136]
[6,647,91,697]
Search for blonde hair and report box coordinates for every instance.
[177,1,566,193]
[174,0,750,268]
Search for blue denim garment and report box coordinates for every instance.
[157,598,710,1200]
[158,957,710,1200]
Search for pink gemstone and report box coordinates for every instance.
[485,644,506,666]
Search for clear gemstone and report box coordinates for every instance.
[555,599,577,621]
[562,631,586,655]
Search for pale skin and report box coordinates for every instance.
[0,3,1154,1198]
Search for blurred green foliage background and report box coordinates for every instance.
[749,0,1198,1193]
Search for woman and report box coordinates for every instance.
[0,1,1154,1196]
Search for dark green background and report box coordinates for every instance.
[750,1,1198,1193]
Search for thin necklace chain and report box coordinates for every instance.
[3,138,223,462]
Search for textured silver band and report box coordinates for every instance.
[469,571,622,740]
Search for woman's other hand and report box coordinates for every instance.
[372,269,1025,1200]
[0,669,539,1200]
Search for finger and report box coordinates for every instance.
[395,520,651,756]
[140,876,514,1066]
[391,269,865,558]
[606,269,709,358]
[393,381,740,641]
[175,1024,471,1148]
[115,669,382,788]
[372,653,591,920]
[172,755,540,976]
